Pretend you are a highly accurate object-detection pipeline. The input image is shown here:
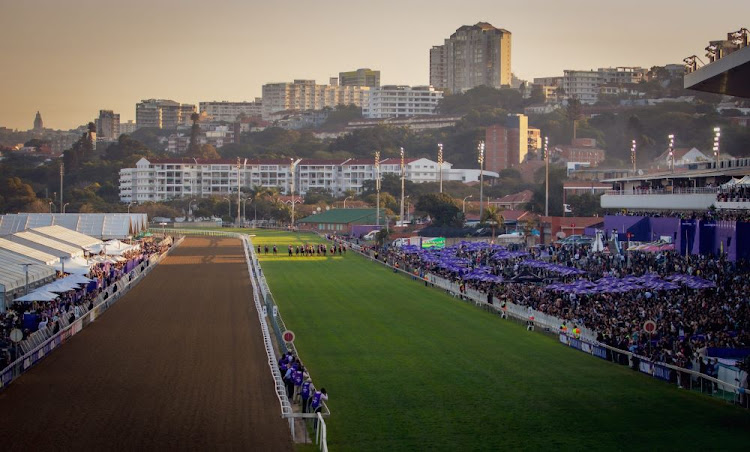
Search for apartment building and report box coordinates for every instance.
[430,22,512,93]
[199,99,263,122]
[485,114,531,172]
[563,67,645,104]
[95,110,120,140]
[363,85,443,118]
[135,99,196,129]
[119,156,462,202]
[338,68,380,87]
[261,80,370,119]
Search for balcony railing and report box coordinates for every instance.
[605,187,718,196]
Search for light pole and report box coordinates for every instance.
[375,151,381,227]
[62,202,70,213]
[713,127,721,168]
[223,197,231,220]
[236,158,242,227]
[343,196,352,208]
[405,195,411,223]
[242,197,248,227]
[49,201,55,213]
[462,195,473,214]
[668,134,675,172]
[631,139,637,174]
[127,201,135,214]
[478,141,485,220]
[544,137,549,217]
[20,263,31,295]
[399,147,405,226]
[289,158,296,229]
[59,162,64,213]
[437,143,444,193]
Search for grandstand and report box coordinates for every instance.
[0,213,148,239]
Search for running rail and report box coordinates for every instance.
[157,229,332,439]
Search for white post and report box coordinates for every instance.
[478,141,484,220]
[544,137,549,217]
[400,147,405,225]
[375,151,381,227]
[437,143,443,193]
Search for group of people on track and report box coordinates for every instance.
[278,350,327,415]
[256,243,346,257]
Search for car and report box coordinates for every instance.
[363,230,379,241]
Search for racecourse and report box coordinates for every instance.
[0,236,292,451]
[251,229,750,451]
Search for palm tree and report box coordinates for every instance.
[480,205,505,241]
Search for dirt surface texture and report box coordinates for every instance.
[0,236,293,452]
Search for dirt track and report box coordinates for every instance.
[0,237,293,451]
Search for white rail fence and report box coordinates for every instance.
[160,228,331,448]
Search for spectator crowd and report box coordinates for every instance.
[371,238,750,369]
[0,237,173,369]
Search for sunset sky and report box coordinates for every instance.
[1,0,748,130]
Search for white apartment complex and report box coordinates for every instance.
[136,99,196,129]
[119,157,467,203]
[363,85,443,118]
[261,80,370,119]
[430,22,512,93]
[563,67,645,104]
[199,99,262,122]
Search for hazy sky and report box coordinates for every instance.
[1,0,748,130]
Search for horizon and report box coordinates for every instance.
[1,0,748,130]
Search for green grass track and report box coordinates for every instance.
[247,229,750,451]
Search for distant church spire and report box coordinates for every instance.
[33,111,44,131]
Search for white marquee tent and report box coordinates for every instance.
[30,225,103,249]
[0,237,59,265]
[0,213,148,239]
[0,249,57,311]
[8,231,84,259]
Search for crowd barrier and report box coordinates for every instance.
[0,236,183,390]
[159,228,331,447]
[345,241,748,407]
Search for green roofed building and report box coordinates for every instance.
[297,208,387,234]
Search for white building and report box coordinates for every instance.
[199,99,262,122]
[119,156,464,202]
[563,67,645,104]
[261,80,370,119]
[363,85,443,119]
[136,99,196,129]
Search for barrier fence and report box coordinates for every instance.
[346,241,748,407]
[159,228,331,448]
[0,236,183,390]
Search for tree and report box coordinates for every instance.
[480,205,505,238]
[186,113,202,157]
[199,144,220,159]
[567,192,604,217]
[415,193,462,227]
[0,177,38,213]
[304,188,334,205]
[566,98,583,140]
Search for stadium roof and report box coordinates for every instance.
[0,213,148,239]
[0,237,59,265]
[30,225,103,248]
[684,41,750,98]
[0,249,56,296]
[297,208,387,225]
